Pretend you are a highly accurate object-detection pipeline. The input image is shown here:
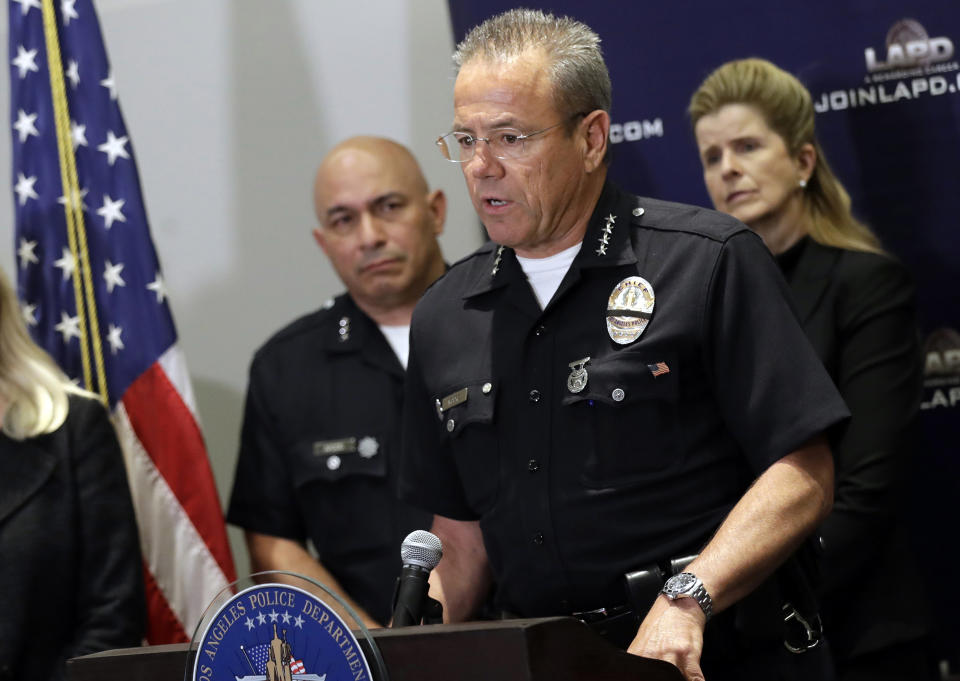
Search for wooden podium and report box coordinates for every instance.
[67,617,683,681]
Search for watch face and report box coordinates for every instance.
[665,572,697,595]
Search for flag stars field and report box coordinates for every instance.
[12,46,39,78]
[12,0,41,16]
[21,302,38,327]
[97,194,126,228]
[103,260,126,292]
[17,238,39,269]
[65,59,80,88]
[146,273,167,303]
[98,130,130,165]
[54,311,81,343]
[107,324,124,354]
[14,173,39,205]
[61,0,79,25]
[13,109,39,143]
[54,247,77,281]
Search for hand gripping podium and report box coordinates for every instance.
[67,617,683,681]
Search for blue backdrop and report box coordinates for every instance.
[448,0,960,665]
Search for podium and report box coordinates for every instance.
[67,617,683,680]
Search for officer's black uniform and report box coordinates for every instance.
[228,294,431,626]
[399,182,849,678]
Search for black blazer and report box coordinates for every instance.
[779,238,929,661]
[0,394,145,681]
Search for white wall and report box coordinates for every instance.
[0,0,482,578]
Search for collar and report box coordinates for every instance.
[321,294,404,377]
[463,181,641,300]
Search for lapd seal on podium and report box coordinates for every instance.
[190,580,376,681]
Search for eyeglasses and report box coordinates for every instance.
[436,114,584,163]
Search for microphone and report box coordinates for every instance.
[390,530,443,627]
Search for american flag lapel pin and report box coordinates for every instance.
[648,362,670,377]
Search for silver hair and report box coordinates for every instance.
[453,9,612,119]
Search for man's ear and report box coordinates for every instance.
[582,109,610,174]
[312,227,329,255]
[426,189,447,236]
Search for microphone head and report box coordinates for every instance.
[400,530,443,569]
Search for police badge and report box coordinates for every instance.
[606,276,655,345]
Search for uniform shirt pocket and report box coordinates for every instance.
[291,435,388,484]
[562,353,681,487]
[437,380,499,513]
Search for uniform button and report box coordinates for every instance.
[446,419,455,432]
[611,387,625,402]
[535,324,546,336]
[528,389,541,402]
[326,455,341,471]
[533,533,544,545]
[482,382,492,394]
[527,459,540,472]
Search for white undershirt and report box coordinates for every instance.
[515,242,583,309]
[379,324,410,369]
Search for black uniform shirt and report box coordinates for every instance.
[228,294,431,625]
[400,182,848,617]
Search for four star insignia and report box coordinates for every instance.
[97,130,130,165]
[12,46,39,79]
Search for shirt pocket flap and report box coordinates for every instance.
[292,435,387,484]
[561,353,677,406]
[436,379,497,438]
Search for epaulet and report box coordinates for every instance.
[631,196,750,244]
[255,292,349,355]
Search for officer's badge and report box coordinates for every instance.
[567,356,591,393]
[606,276,655,345]
[191,582,372,681]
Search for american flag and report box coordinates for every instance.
[291,659,306,674]
[8,0,235,642]
[648,361,670,377]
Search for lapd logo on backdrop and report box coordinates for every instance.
[921,327,960,410]
[814,18,959,113]
[193,584,372,681]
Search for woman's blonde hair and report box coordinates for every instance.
[689,58,883,254]
[0,266,81,440]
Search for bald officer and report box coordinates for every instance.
[228,137,446,628]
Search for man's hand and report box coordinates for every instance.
[628,596,707,681]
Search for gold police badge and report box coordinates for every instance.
[606,276,655,345]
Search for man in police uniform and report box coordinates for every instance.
[399,10,849,680]
[228,136,446,628]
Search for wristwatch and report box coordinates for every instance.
[660,572,713,620]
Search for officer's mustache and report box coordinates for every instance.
[357,248,408,273]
